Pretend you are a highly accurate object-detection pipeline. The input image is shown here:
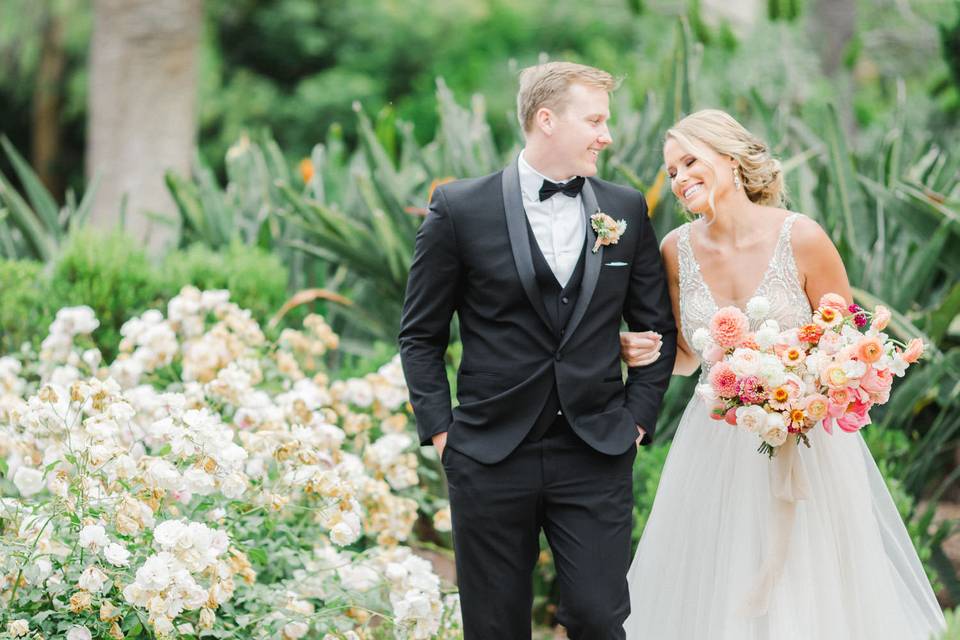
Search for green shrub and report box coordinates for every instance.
[49,230,162,359]
[159,242,289,326]
[0,259,52,353]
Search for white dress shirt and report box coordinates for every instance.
[517,151,586,287]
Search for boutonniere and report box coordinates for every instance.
[590,210,627,253]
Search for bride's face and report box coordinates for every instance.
[663,137,735,216]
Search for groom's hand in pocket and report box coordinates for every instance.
[432,431,448,459]
[636,425,646,448]
[620,331,662,367]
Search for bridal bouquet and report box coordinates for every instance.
[693,293,924,457]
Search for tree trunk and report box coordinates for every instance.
[32,8,66,198]
[86,0,202,255]
[809,0,857,76]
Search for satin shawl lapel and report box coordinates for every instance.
[501,157,553,332]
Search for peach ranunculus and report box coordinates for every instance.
[709,306,750,349]
[821,363,849,389]
[855,336,884,364]
[827,388,852,412]
[860,366,893,403]
[708,362,740,398]
[803,394,829,421]
[836,400,872,433]
[870,305,891,332]
[902,338,925,364]
[818,293,849,313]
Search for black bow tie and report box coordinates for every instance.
[538,176,585,201]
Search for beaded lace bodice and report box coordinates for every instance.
[677,214,813,379]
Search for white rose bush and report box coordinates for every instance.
[0,287,460,639]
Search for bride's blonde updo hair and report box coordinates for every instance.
[666,109,787,208]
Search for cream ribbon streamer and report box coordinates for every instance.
[740,436,812,617]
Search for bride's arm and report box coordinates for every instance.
[619,230,700,375]
[660,231,700,376]
[790,216,853,307]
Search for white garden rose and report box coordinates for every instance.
[66,626,92,640]
[282,621,310,639]
[761,412,789,447]
[104,543,132,567]
[729,348,761,377]
[78,524,109,551]
[6,619,29,637]
[78,566,109,593]
[12,466,44,497]
[735,406,768,434]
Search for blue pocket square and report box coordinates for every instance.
[604,261,629,267]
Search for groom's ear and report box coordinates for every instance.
[534,107,555,136]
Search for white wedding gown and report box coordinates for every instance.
[623,215,946,639]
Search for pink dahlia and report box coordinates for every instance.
[708,362,740,398]
[709,306,750,349]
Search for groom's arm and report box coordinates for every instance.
[622,195,677,445]
[398,187,462,447]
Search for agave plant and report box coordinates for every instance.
[0,135,97,261]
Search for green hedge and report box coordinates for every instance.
[0,233,291,359]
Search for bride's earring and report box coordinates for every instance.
[733,167,742,190]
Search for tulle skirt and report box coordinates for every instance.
[623,395,946,640]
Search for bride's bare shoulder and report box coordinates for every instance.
[786,213,833,249]
[659,225,685,279]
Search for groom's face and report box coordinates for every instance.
[549,83,613,178]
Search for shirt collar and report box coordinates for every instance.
[518,150,580,203]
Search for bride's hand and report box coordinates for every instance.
[620,331,662,367]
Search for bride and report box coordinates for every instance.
[618,109,946,639]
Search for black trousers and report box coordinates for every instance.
[442,415,636,639]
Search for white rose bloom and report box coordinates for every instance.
[735,406,768,434]
[13,466,44,497]
[78,566,109,593]
[757,354,787,388]
[730,348,761,377]
[104,543,132,567]
[338,564,381,591]
[66,626,93,640]
[761,412,789,447]
[282,621,310,639]
[79,524,110,551]
[7,619,29,637]
[746,296,771,321]
[691,327,711,351]
[25,557,52,585]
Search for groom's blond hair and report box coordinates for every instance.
[517,62,618,134]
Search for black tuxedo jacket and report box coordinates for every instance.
[399,157,677,464]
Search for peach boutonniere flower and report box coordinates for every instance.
[590,210,627,253]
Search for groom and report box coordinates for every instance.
[399,61,676,639]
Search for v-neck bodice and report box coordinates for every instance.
[676,213,813,366]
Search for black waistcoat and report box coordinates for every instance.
[525,218,587,440]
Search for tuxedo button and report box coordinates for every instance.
[555,352,562,361]
[561,296,570,304]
